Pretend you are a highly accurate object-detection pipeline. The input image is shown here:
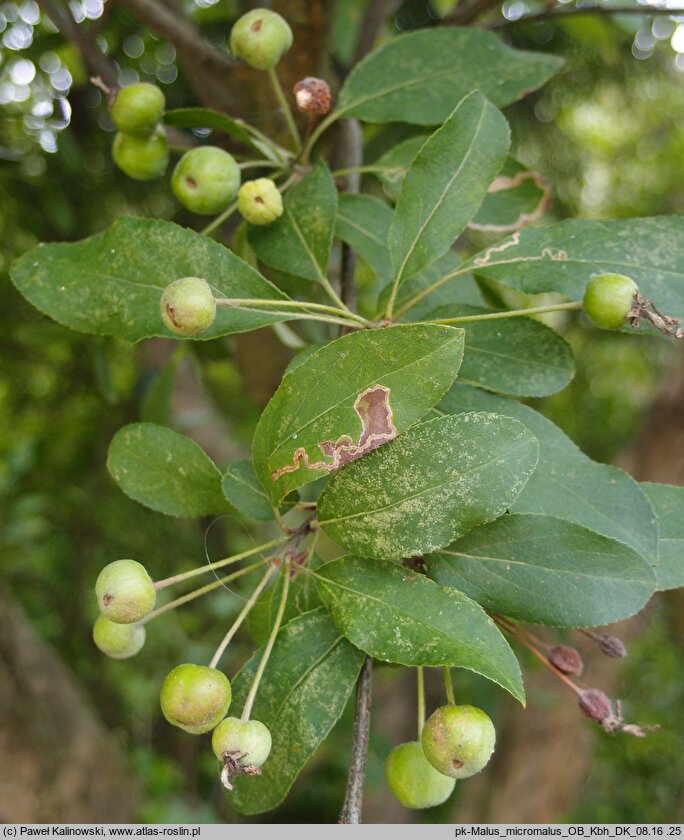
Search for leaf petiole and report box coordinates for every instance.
[267,66,302,152]
[417,666,426,736]
[425,301,582,325]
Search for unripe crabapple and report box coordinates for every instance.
[229,9,293,71]
[160,664,232,734]
[583,273,638,331]
[112,127,169,181]
[93,615,145,659]
[237,178,283,226]
[171,147,241,216]
[421,704,496,779]
[385,741,455,809]
[160,277,216,337]
[95,558,156,624]
[111,82,165,136]
[212,717,272,767]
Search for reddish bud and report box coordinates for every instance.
[294,77,331,115]
[549,645,584,676]
[578,688,612,723]
[597,634,627,659]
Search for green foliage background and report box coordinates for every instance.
[1,0,683,823]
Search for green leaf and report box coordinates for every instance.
[464,217,684,324]
[428,514,656,627]
[252,324,466,506]
[107,422,227,517]
[641,482,684,591]
[335,193,393,287]
[373,134,429,199]
[439,385,658,568]
[471,158,551,233]
[389,91,510,288]
[230,608,365,815]
[315,557,524,702]
[249,161,338,285]
[425,304,575,397]
[318,412,538,559]
[163,107,272,157]
[221,459,275,521]
[10,217,300,342]
[336,28,562,125]
[377,250,483,320]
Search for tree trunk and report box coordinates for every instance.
[0,587,140,823]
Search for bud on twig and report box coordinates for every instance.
[578,688,612,723]
[549,645,584,676]
[597,634,627,659]
[294,77,331,115]
[582,629,628,658]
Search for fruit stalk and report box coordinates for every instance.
[209,563,278,670]
[140,559,267,624]
[240,559,291,721]
[154,536,288,590]
[267,66,301,151]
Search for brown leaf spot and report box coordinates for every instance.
[271,384,397,481]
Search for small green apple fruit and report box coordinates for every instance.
[160,664,231,734]
[171,147,240,215]
[111,82,165,136]
[95,559,156,624]
[421,704,496,780]
[385,741,455,809]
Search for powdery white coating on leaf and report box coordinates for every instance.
[10,217,300,342]
[424,303,575,398]
[249,161,337,284]
[252,324,465,506]
[440,385,658,568]
[641,482,684,591]
[315,557,524,702]
[389,91,510,286]
[318,411,538,559]
[427,513,656,627]
[270,385,397,479]
[464,217,684,325]
[337,28,562,125]
[107,422,227,517]
[229,608,364,815]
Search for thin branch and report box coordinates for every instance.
[36,0,117,87]
[339,656,373,825]
[336,119,363,322]
[489,3,684,28]
[353,0,403,65]
[447,0,504,25]
[115,0,235,76]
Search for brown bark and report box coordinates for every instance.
[0,587,140,823]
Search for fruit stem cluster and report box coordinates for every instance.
[154,535,289,590]
[208,563,278,669]
[241,557,291,721]
[141,559,267,625]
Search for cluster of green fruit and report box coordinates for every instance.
[386,705,495,809]
[110,8,293,222]
[111,80,284,222]
[93,559,272,780]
